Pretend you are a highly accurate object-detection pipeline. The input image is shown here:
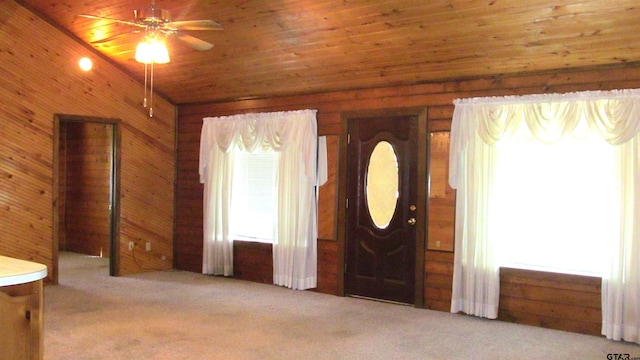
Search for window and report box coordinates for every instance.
[200,109,319,289]
[449,90,640,332]
[229,150,278,242]
[492,132,616,276]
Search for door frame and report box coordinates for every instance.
[52,114,121,283]
[337,107,428,307]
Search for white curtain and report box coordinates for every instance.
[449,89,640,343]
[199,109,319,290]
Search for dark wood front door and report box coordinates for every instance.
[345,115,418,304]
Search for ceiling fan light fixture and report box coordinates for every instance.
[135,34,170,118]
[79,0,223,117]
[135,36,170,64]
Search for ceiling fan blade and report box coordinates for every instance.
[168,20,223,31]
[175,34,214,51]
[77,14,145,28]
[91,30,140,44]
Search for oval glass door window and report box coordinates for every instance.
[366,141,399,229]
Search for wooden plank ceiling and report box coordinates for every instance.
[15,0,640,105]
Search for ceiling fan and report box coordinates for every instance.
[78,1,223,117]
[78,0,223,51]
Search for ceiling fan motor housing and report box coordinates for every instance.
[134,6,171,27]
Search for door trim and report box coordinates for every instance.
[337,107,427,307]
[52,114,121,283]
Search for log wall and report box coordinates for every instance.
[0,1,176,281]
[177,63,640,336]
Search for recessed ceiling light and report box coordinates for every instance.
[78,57,92,71]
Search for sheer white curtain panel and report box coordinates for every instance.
[199,109,319,290]
[449,89,640,344]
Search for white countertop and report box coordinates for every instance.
[0,256,48,286]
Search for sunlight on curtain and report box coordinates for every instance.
[199,109,319,290]
[449,89,640,344]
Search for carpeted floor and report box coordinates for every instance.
[44,252,639,359]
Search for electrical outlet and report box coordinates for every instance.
[128,241,135,251]
[145,242,151,251]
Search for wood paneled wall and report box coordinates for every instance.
[427,132,455,252]
[232,239,339,295]
[0,1,176,281]
[58,122,111,256]
[233,241,272,285]
[177,63,640,336]
[498,268,601,336]
[424,250,454,312]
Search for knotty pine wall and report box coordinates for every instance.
[177,64,640,337]
[0,1,176,282]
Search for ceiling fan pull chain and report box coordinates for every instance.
[143,62,148,109]
[149,61,154,117]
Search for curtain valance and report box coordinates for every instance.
[200,109,317,183]
[450,89,640,188]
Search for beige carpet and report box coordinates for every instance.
[44,252,639,360]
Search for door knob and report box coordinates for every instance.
[407,217,416,226]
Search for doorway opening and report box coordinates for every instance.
[52,115,120,283]
[339,108,427,307]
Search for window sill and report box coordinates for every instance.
[232,236,272,244]
[499,265,602,280]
